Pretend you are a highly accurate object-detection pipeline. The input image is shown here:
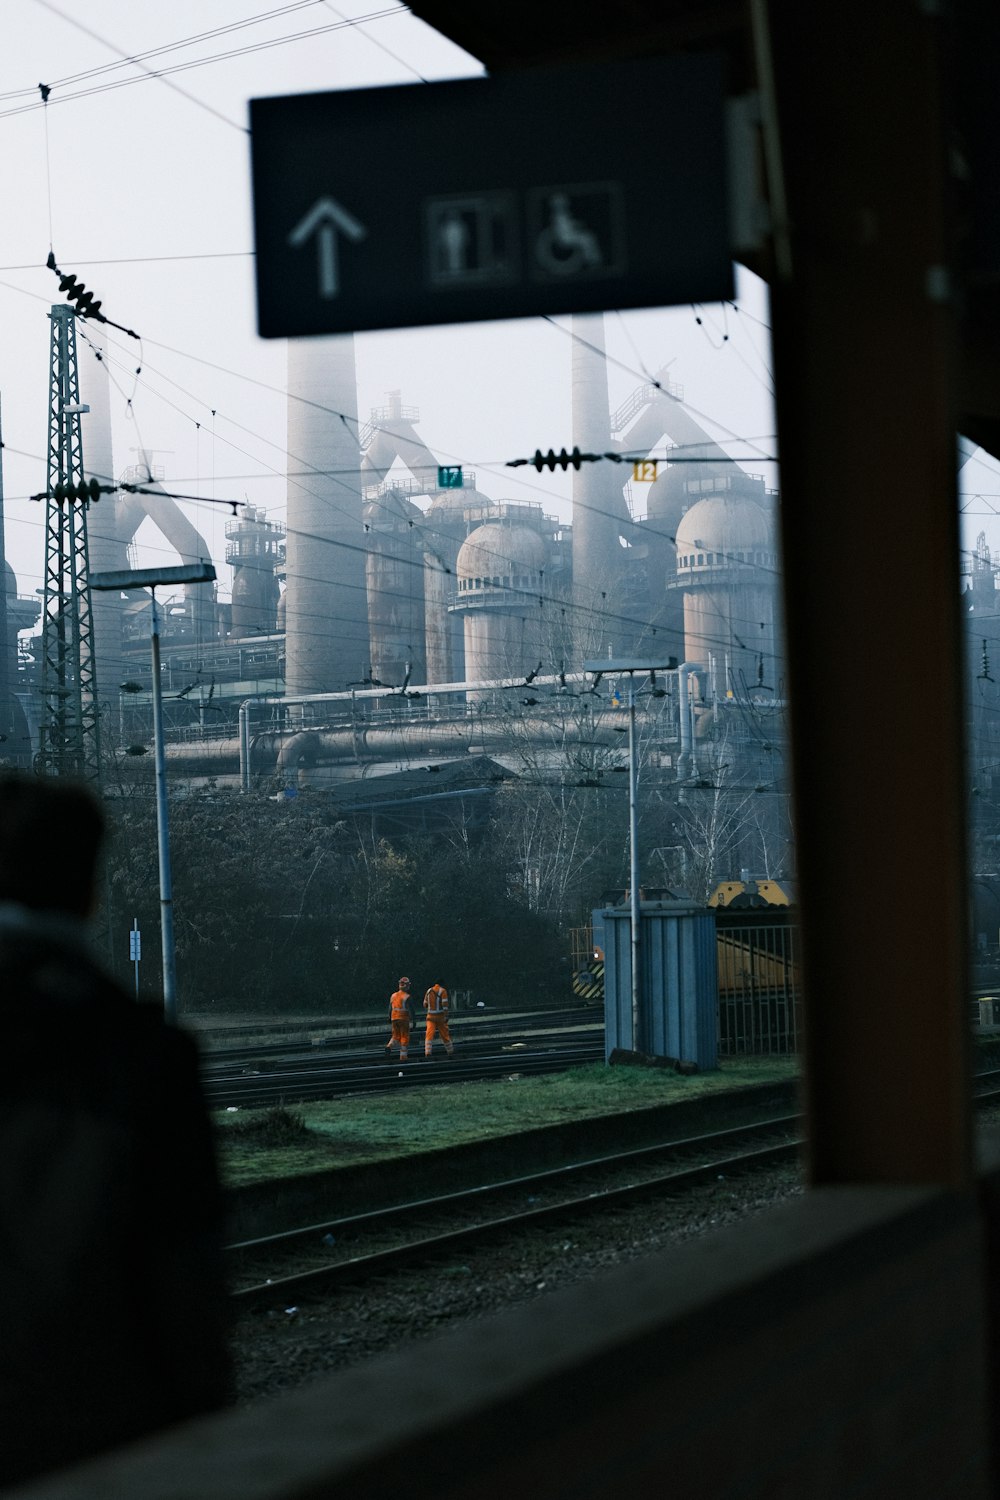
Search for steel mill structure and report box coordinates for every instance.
[2,312,789,785]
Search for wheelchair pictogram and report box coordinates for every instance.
[528,181,625,283]
[536,193,603,274]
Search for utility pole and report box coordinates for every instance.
[38,305,101,780]
[91,562,217,1025]
[584,655,676,1051]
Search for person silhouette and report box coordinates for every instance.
[0,773,231,1488]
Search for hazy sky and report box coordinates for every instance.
[0,0,990,614]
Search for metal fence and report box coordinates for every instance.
[571,908,801,1056]
[715,909,800,1056]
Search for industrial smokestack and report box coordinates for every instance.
[285,336,368,694]
[570,313,631,657]
[78,323,129,716]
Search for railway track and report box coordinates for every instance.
[974,1066,1000,1109]
[199,1007,599,1062]
[202,1028,604,1108]
[228,1113,801,1306]
[228,1065,1000,1307]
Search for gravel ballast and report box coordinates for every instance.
[231,1160,802,1405]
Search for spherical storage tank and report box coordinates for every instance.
[673,490,779,688]
[642,462,691,649]
[423,482,494,686]
[452,522,547,690]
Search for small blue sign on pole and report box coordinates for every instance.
[437,465,464,490]
[129,918,141,999]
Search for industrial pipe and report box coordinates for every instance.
[276,731,322,774]
[676,663,699,780]
[168,710,637,781]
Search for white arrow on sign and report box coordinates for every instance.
[287,197,367,299]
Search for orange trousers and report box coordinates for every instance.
[425,1015,453,1053]
[387,1018,410,1057]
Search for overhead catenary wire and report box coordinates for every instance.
[1,252,786,665]
[0,2,791,666]
[135,321,778,473]
[96,321,781,562]
[1,1,335,101]
[5,471,787,681]
[79,319,780,588]
[690,302,775,396]
[0,271,779,506]
[7,484,787,694]
[613,310,677,391]
[505,445,779,471]
[45,252,140,339]
[0,312,774,580]
[1,0,337,100]
[8,327,790,665]
[39,83,54,252]
[13,306,779,597]
[541,314,776,464]
[1,4,410,129]
[0,252,254,272]
[319,0,429,82]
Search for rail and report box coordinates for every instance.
[228,1113,801,1304]
[228,1063,1000,1305]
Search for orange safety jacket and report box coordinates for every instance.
[424,984,449,1014]
[390,989,411,1019]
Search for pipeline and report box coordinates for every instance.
[150,671,685,784]
[160,710,640,781]
[676,663,699,781]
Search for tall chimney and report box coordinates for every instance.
[285,336,368,695]
[78,325,130,717]
[570,312,629,657]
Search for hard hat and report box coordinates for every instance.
[399,976,411,987]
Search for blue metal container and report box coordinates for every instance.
[599,898,718,1070]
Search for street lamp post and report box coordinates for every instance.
[627,675,640,1043]
[585,656,677,1052]
[90,562,216,1023]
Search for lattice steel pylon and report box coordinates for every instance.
[37,304,101,779]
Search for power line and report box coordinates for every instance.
[1,280,787,657]
[541,314,776,463]
[4,1,332,99]
[5,5,409,129]
[690,301,775,396]
[506,445,778,472]
[1,307,773,533]
[9,320,789,645]
[0,252,253,271]
[116,326,779,534]
[25,0,250,134]
[320,0,429,82]
[4,466,787,675]
[81,329,660,560]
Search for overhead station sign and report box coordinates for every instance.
[250,55,733,339]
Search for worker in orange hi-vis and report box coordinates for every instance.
[423,979,454,1058]
[385,977,412,1062]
